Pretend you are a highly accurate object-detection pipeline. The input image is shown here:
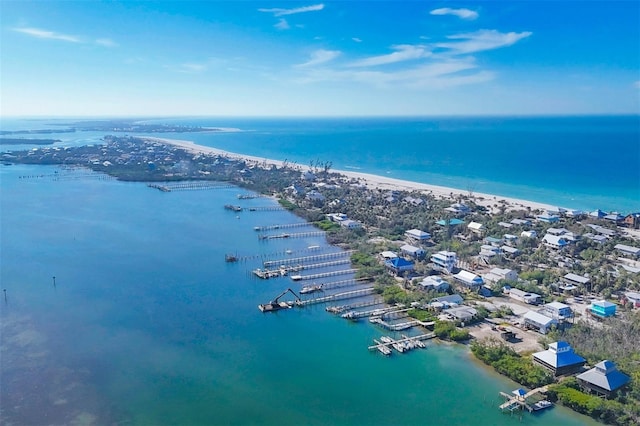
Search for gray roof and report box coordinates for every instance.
[577,360,630,391]
[432,294,464,305]
[533,341,585,368]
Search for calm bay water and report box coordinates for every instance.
[0,163,598,425]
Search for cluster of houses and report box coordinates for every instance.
[533,341,630,398]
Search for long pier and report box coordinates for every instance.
[369,317,435,331]
[254,222,313,232]
[291,268,358,281]
[259,231,326,240]
[151,182,236,192]
[367,333,435,352]
[341,306,399,320]
[326,298,383,314]
[318,278,372,291]
[263,250,355,267]
[298,287,375,306]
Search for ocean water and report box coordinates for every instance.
[2,116,638,212]
[0,163,598,425]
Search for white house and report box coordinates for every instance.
[540,301,573,320]
[468,221,485,235]
[453,270,484,289]
[521,230,537,238]
[483,268,518,283]
[523,311,558,334]
[506,287,541,305]
[404,229,431,241]
[326,213,348,222]
[542,234,570,249]
[379,251,398,260]
[340,219,362,229]
[623,291,640,308]
[420,276,450,292]
[430,251,457,273]
[400,244,426,259]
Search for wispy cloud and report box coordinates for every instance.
[13,27,80,43]
[430,8,479,20]
[352,37,362,43]
[296,49,341,67]
[258,3,324,17]
[298,57,492,89]
[96,38,118,47]
[274,18,290,30]
[634,81,640,89]
[348,44,430,67]
[436,29,532,54]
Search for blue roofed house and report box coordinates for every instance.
[533,341,586,376]
[590,300,617,318]
[577,360,630,398]
[384,257,414,276]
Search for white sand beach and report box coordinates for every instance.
[147,137,557,214]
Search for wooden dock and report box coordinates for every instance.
[367,333,435,352]
[291,268,358,281]
[258,231,326,240]
[499,386,549,412]
[151,182,235,192]
[254,222,314,232]
[263,250,354,267]
[298,287,375,306]
[325,299,383,314]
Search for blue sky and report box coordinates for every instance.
[1,0,639,116]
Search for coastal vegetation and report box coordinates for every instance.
[471,339,554,388]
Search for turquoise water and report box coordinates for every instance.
[2,116,638,212]
[0,163,598,425]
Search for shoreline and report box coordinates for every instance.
[148,136,558,214]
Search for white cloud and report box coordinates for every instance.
[13,27,80,43]
[352,37,362,43]
[348,44,430,67]
[436,29,532,54]
[296,49,341,67]
[275,18,290,30]
[96,38,117,47]
[258,3,324,17]
[430,8,478,20]
[297,57,492,89]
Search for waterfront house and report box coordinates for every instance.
[326,213,348,222]
[444,305,477,323]
[533,341,586,376]
[430,251,457,273]
[453,270,484,289]
[542,234,570,250]
[431,294,464,307]
[340,219,362,229]
[590,300,616,318]
[483,267,518,284]
[445,203,471,216]
[467,221,485,235]
[404,229,431,241]
[565,209,585,218]
[420,276,450,292]
[614,244,640,258]
[623,213,640,229]
[507,288,541,305]
[524,311,558,334]
[576,360,630,398]
[623,291,640,308]
[603,213,624,224]
[384,257,414,276]
[400,244,426,260]
[536,213,560,223]
[540,301,573,320]
[379,251,398,261]
[589,209,606,219]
